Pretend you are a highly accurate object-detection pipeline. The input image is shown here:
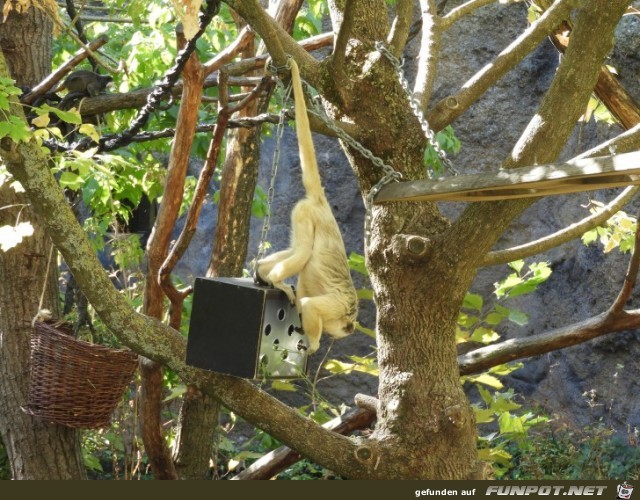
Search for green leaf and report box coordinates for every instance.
[473,407,495,424]
[488,362,523,376]
[49,107,82,125]
[498,412,525,435]
[356,323,376,338]
[82,452,103,472]
[582,228,598,245]
[357,288,374,300]
[476,385,493,405]
[494,274,523,298]
[467,373,503,389]
[270,380,298,391]
[508,259,525,274]
[463,292,483,311]
[484,311,504,326]
[323,358,379,377]
[470,326,499,343]
[162,383,187,402]
[31,114,50,128]
[507,308,529,326]
[59,171,83,190]
[348,252,368,276]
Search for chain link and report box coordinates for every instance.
[375,42,458,178]
[252,78,292,279]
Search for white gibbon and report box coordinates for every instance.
[257,58,358,354]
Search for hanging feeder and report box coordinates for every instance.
[375,152,640,203]
[186,277,310,379]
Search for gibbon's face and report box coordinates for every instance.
[324,317,356,339]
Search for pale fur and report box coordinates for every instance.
[257,59,358,353]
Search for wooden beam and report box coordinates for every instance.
[374,152,640,203]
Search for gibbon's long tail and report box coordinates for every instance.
[290,58,323,201]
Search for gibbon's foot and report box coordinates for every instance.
[280,284,296,305]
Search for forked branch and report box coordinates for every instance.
[462,208,640,374]
[427,0,579,132]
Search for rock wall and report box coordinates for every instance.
[176,1,640,432]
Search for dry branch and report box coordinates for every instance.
[232,407,375,480]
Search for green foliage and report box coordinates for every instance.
[424,125,462,174]
[583,95,617,125]
[505,424,640,480]
[582,201,637,254]
[0,76,31,142]
[293,0,327,40]
[458,260,552,476]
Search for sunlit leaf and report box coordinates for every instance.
[348,252,368,276]
[463,292,483,311]
[162,383,187,402]
[507,260,525,274]
[31,114,50,128]
[466,373,503,389]
[270,380,298,391]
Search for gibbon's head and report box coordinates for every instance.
[323,308,357,339]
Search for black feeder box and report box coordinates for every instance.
[186,277,310,379]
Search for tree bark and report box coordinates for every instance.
[0,5,85,480]
[1,0,635,481]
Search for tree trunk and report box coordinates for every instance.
[0,5,85,480]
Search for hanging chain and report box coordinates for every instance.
[375,42,458,177]
[252,65,292,278]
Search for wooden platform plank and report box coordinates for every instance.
[374,151,640,203]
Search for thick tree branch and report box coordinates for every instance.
[440,0,499,29]
[414,0,440,108]
[577,123,640,159]
[226,0,321,85]
[447,0,630,266]
[139,28,207,479]
[427,0,579,132]
[331,0,357,78]
[388,0,414,57]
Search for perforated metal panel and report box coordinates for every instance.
[186,277,309,379]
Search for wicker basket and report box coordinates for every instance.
[22,320,139,429]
